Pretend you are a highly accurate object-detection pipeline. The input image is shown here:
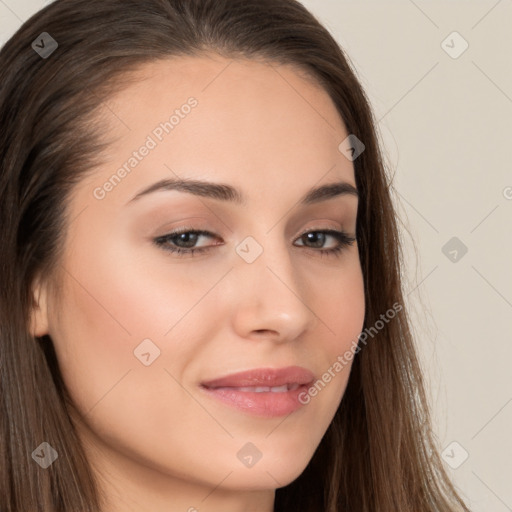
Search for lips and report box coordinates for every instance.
[200,366,315,389]
[199,366,316,417]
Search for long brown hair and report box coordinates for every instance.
[0,1,471,510]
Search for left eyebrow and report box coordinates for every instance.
[127,177,359,206]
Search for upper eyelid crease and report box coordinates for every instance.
[127,178,359,206]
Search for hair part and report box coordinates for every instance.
[0,0,471,510]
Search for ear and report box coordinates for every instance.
[30,275,50,337]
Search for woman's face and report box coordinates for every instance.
[32,55,365,510]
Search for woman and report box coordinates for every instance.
[0,0,472,511]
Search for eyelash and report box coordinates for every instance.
[153,227,356,258]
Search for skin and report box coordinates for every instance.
[30,54,365,512]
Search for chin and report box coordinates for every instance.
[215,450,314,491]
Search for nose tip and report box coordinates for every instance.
[230,250,318,343]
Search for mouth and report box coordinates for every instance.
[199,366,315,417]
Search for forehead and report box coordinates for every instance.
[105,53,343,126]
[77,54,355,211]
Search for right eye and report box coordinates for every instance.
[153,229,221,257]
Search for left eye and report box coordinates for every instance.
[153,228,356,257]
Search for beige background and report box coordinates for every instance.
[1,1,511,510]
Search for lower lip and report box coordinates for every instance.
[199,384,311,417]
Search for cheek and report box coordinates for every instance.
[47,272,134,415]
[47,228,222,421]
[295,256,365,416]
[314,256,366,351]
[47,260,198,466]
[46,245,162,412]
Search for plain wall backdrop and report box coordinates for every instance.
[1,1,511,510]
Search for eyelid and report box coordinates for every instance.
[155,224,351,243]
[152,225,356,258]
[153,227,220,247]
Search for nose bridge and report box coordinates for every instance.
[230,232,317,339]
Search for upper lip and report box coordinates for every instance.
[200,366,315,389]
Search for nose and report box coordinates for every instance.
[229,237,319,343]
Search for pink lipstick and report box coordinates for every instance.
[199,366,315,417]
